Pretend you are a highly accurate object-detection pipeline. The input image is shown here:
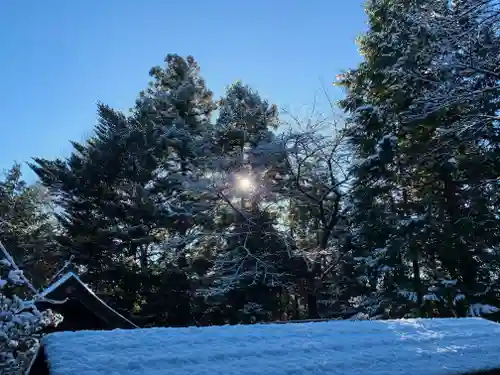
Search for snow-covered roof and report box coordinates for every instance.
[39,271,79,298]
[42,318,500,375]
[37,272,137,329]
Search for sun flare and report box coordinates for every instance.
[236,175,254,192]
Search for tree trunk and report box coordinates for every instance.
[306,276,319,319]
[139,245,148,274]
[307,293,319,319]
[293,294,300,320]
[412,258,423,316]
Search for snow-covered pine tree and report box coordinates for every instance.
[339,0,500,318]
[32,54,218,327]
[401,0,500,316]
[31,103,155,320]
[337,0,431,319]
[202,82,292,323]
[0,164,61,289]
[404,0,499,136]
[0,242,62,375]
[134,54,216,259]
[127,54,219,325]
[31,104,135,284]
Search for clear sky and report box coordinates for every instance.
[0,0,366,181]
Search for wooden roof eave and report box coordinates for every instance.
[36,272,138,329]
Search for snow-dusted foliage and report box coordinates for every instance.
[136,54,217,231]
[24,19,500,326]
[211,81,280,194]
[0,255,62,374]
[468,303,500,317]
[337,0,500,320]
[403,0,499,136]
[202,82,291,317]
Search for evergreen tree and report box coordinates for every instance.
[203,82,291,323]
[31,54,216,327]
[337,0,426,318]
[405,0,500,316]
[0,164,61,288]
[339,0,500,318]
[21,2,497,326]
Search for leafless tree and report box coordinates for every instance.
[271,90,353,318]
[156,89,355,319]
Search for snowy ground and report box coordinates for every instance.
[43,318,500,375]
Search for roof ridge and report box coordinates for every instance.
[39,271,138,329]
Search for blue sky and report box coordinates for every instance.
[0,0,366,181]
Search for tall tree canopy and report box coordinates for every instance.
[20,1,500,325]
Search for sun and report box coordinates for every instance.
[236,175,254,192]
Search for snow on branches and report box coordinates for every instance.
[0,241,62,375]
[403,0,499,137]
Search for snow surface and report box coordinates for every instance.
[43,318,500,375]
